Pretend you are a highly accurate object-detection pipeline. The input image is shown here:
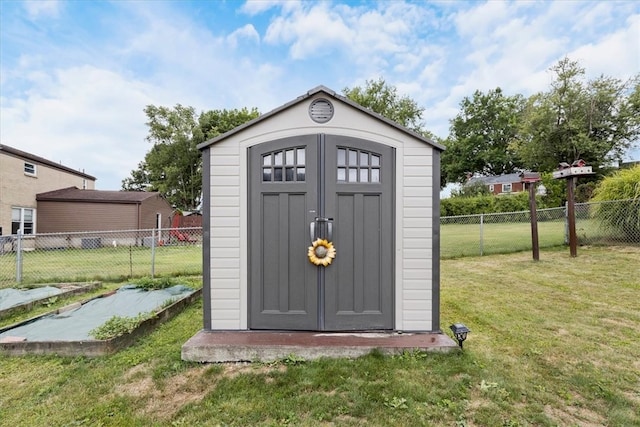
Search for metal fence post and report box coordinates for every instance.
[16,229,23,283]
[479,214,484,256]
[564,201,569,245]
[151,228,156,278]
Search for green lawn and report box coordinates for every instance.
[1,246,638,426]
[441,220,566,258]
[0,245,202,288]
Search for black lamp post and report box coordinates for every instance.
[450,323,471,349]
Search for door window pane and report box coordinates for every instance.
[263,168,272,181]
[274,151,283,166]
[348,168,358,182]
[360,152,369,166]
[348,150,357,165]
[285,167,294,181]
[336,148,382,183]
[262,147,306,182]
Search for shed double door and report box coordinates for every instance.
[249,134,394,331]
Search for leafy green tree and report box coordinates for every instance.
[343,78,436,139]
[442,88,525,185]
[123,104,259,210]
[591,166,640,241]
[514,57,640,173]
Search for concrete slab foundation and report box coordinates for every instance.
[182,330,460,363]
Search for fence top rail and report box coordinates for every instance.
[13,227,202,239]
[442,206,565,220]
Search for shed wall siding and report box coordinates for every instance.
[208,142,244,329]
[206,94,437,331]
[398,142,433,331]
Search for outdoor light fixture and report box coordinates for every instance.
[450,323,471,349]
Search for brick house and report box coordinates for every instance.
[466,172,540,195]
[0,144,96,238]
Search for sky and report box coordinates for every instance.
[1,0,639,191]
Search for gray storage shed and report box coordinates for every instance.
[197,86,444,333]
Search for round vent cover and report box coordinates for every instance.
[309,98,334,123]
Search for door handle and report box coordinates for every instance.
[312,217,334,241]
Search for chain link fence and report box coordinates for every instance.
[1,199,637,286]
[441,199,639,258]
[0,227,202,287]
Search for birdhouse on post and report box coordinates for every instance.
[552,160,594,257]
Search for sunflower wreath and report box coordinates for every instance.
[308,238,336,266]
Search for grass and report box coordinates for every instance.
[0,244,202,287]
[1,246,639,426]
[441,220,566,258]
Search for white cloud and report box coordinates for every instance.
[240,0,299,16]
[2,65,155,190]
[23,0,61,19]
[227,24,260,48]
[569,14,640,81]
[264,4,353,59]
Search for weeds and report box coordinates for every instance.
[89,313,153,340]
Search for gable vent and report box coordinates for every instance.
[309,98,334,123]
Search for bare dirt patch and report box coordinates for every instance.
[116,365,212,420]
[114,362,289,421]
[544,401,606,427]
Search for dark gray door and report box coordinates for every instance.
[324,136,394,330]
[249,134,394,330]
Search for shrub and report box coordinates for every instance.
[441,192,539,217]
[591,166,640,242]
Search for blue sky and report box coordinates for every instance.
[1,0,639,190]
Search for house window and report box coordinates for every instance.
[503,183,512,193]
[11,207,35,235]
[489,184,494,192]
[24,162,36,176]
[337,147,381,183]
[262,147,306,182]
[82,179,87,189]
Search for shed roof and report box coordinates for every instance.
[197,85,445,151]
[0,144,97,181]
[36,187,162,204]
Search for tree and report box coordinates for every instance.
[441,88,525,185]
[342,78,436,139]
[122,105,259,210]
[514,57,640,173]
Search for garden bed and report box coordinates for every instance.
[0,285,201,357]
[0,282,102,319]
